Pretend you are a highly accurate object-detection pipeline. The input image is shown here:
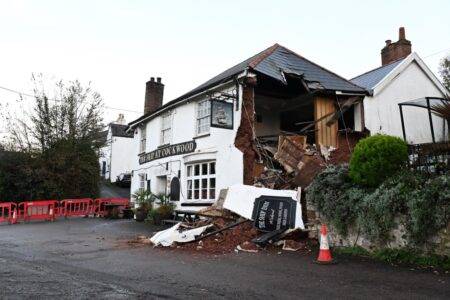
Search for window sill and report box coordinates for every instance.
[193,133,210,140]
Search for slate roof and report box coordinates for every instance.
[110,123,133,138]
[351,58,404,92]
[129,43,366,127]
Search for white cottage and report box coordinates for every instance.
[351,27,450,144]
[99,114,134,183]
[127,44,367,210]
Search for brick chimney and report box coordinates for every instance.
[381,27,412,65]
[144,77,164,115]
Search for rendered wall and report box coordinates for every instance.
[364,61,448,144]
[130,83,244,209]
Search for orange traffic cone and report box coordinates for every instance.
[316,224,335,264]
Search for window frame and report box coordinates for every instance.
[186,161,216,201]
[140,126,147,153]
[139,174,146,192]
[160,112,172,145]
[196,100,211,136]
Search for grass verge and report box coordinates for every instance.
[335,246,450,271]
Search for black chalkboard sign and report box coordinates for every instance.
[251,196,297,232]
[170,177,180,201]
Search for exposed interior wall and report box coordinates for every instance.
[314,95,338,148]
[254,104,280,137]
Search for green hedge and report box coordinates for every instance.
[349,135,408,187]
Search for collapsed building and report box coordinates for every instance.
[127,43,367,211]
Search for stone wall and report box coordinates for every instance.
[307,204,450,256]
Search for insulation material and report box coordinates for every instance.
[222,184,304,229]
[314,96,338,148]
[150,223,212,247]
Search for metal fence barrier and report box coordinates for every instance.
[0,198,130,224]
[0,202,17,224]
[60,198,93,218]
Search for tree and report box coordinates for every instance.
[1,76,105,201]
[432,57,450,140]
[439,56,450,91]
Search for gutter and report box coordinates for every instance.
[127,78,238,132]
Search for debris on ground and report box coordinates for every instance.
[128,235,152,245]
[236,241,260,253]
[150,223,212,247]
[281,240,307,251]
[148,185,308,254]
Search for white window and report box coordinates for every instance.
[140,126,146,153]
[161,112,172,145]
[186,161,216,201]
[196,100,211,135]
[139,174,146,192]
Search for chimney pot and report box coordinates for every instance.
[399,27,405,40]
[381,28,412,66]
[144,76,164,115]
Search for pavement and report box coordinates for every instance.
[0,218,449,299]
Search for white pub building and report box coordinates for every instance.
[127,44,368,210]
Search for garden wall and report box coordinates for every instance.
[307,204,450,256]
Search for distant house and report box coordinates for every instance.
[351,27,450,144]
[99,114,134,182]
[127,44,366,209]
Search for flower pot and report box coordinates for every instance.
[135,208,148,222]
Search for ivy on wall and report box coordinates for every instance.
[306,165,450,247]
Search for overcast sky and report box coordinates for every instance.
[0,0,449,127]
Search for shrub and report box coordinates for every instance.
[307,165,450,247]
[349,135,408,187]
[405,175,450,246]
[306,165,367,235]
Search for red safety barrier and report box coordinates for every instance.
[60,198,93,218]
[94,198,130,217]
[18,200,58,222]
[0,202,17,224]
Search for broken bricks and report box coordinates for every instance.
[148,185,307,254]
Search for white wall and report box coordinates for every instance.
[99,131,112,180]
[364,61,448,144]
[130,82,244,210]
[110,136,134,182]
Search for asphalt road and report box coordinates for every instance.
[99,182,131,198]
[0,219,449,299]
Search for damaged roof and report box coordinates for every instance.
[110,123,134,138]
[351,58,404,93]
[129,43,365,127]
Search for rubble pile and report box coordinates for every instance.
[255,132,365,189]
[148,185,309,254]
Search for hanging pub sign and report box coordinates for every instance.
[251,196,297,232]
[139,141,196,165]
[210,99,233,129]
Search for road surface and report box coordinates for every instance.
[0,219,448,299]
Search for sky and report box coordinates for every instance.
[0,0,449,130]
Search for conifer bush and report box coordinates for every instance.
[349,135,408,187]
